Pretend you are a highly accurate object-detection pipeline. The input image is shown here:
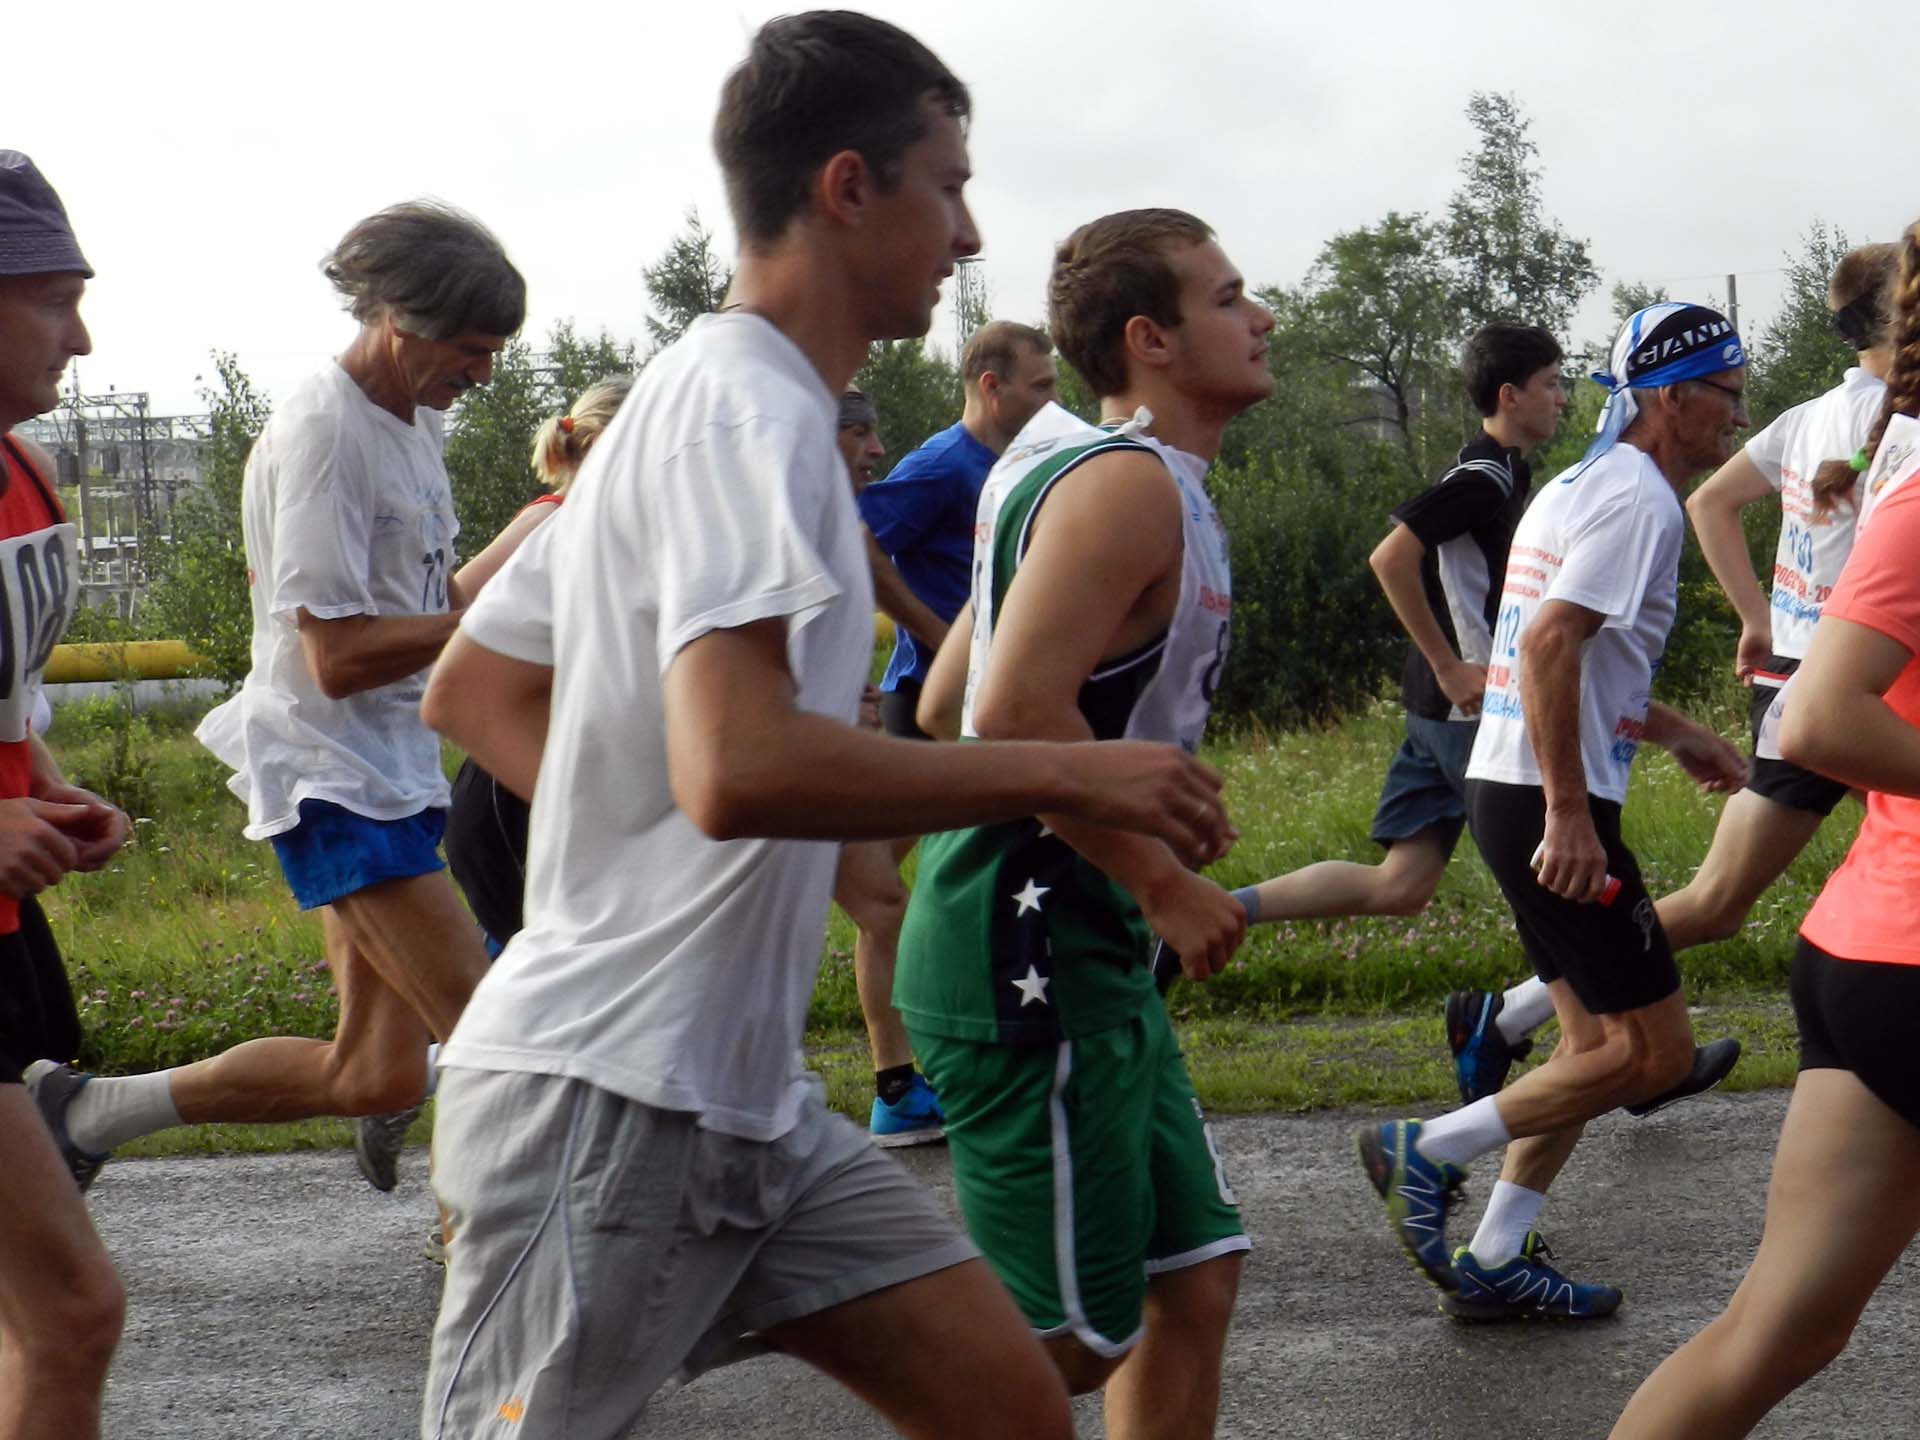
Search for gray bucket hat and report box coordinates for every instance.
[0,151,92,278]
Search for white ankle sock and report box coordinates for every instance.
[1497,977,1555,1044]
[1469,1180,1545,1266]
[422,1043,442,1099]
[66,1071,182,1152]
[1412,1097,1511,1169]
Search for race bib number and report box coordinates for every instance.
[0,521,80,742]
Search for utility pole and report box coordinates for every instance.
[953,256,988,357]
[1726,272,1740,336]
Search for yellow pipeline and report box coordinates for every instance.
[46,641,211,683]
[48,623,890,683]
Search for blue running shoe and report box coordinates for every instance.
[1445,989,1534,1107]
[24,1061,112,1192]
[870,1073,945,1148]
[1442,1232,1622,1321]
[1355,1119,1466,1291]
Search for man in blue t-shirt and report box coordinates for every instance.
[858,319,1058,737]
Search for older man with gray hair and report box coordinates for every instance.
[27,203,523,1204]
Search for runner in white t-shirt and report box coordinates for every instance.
[413,18,1234,1439]
[1446,247,1900,1121]
[26,203,524,1201]
[1654,244,1896,947]
[1358,304,1750,1322]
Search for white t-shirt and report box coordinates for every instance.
[196,364,456,839]
[1467,443,1684,804]
[442,313,873,1143]
[1745,366,1884,659]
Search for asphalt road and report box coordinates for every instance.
[91,1091,1920,1438]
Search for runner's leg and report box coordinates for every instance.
[1249,830,1451,920]
[1612,1068,1920,1438]
[1101,1253,1244,1440]
[0,1089,122,1440]
[1654,789,1824,953]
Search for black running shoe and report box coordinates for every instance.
[1626,1037,1741,1118]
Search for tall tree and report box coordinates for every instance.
[1746,221,1855,428]
[1297,211,1461,474]
[139,353,270,682]
[642,207,732,353]
[1609,280,1671,325]
[1444,92,1599,334]
[443,322,638,550]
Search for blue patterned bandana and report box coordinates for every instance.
[1584,303,1744,462]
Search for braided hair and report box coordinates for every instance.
[1813,231,1916,516]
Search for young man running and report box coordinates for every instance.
[0,148,128,1440]
[1221,325,1562,1056]
[28,202,519,1193]
[1358,303,1751,1321]
[894,208,1270,1438]
[415,18,1233,1438]
[1444,254,1897,1110]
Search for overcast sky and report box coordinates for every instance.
[11,0,1905,418]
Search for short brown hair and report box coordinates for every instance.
[713,12,969,248]
[1047,209,1211,399]
[960,320,1051,387]
[1829,242,1898,350]
[323,201,525,340]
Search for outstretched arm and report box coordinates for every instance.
[658,616,1232,864]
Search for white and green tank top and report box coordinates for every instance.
[895,403,1231,1045]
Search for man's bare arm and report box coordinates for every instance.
[297,608,461,700]
[1369,523,1484,713]
[1517,599,1609,902]
[1685,451,1776,678]
[420,632,553,800]
[660,616,1232,865]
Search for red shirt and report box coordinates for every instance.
[0,437,71,934]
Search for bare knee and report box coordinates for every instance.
[1718,1293,1854,1394]
[15,1248,124,1383]
[1148,1254,1242,1341]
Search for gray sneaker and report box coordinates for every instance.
[421,1225,448,1267]
[24,1060,112,1192]
[354,1103,423,1191]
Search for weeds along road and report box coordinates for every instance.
[95,1092,1919,1438]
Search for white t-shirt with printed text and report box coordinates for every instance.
[443,313,874,1143]
[1745,366,1883,659]
[1467,443,1684,804]
[196,363,456,839]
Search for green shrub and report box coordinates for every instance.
[1211,452,1405,730]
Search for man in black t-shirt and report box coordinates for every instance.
[1233,324,1564,1064]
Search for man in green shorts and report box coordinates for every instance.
[896,208,1272,1437]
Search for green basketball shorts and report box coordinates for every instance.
[910,1002,1249,1354]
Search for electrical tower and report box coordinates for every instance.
[953,257,989,357]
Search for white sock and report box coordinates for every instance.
[1468,1180,1545,1266]
[1496,977,1555,1044]
[66,1070,182,1152]
[423,1043,441,1099]
[1412,1097,1511,1169]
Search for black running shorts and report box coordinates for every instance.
[1465,780,1680,1016]
[0,899,79,1086]
[443,758,529,950]
[879,679,933,742]
[1791,937,1920,1132]
[1747,658,1850,817]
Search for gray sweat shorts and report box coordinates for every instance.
[422,1068,979,1439]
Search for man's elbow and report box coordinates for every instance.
[308,654,359,702]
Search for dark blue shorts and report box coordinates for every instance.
[269,800,446,911]
[1370,713,1476,851]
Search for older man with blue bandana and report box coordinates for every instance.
[1357,304,1752,1321]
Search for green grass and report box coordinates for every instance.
[40,693,1832,1156]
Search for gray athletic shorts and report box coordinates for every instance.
[423,1068,979,1439]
